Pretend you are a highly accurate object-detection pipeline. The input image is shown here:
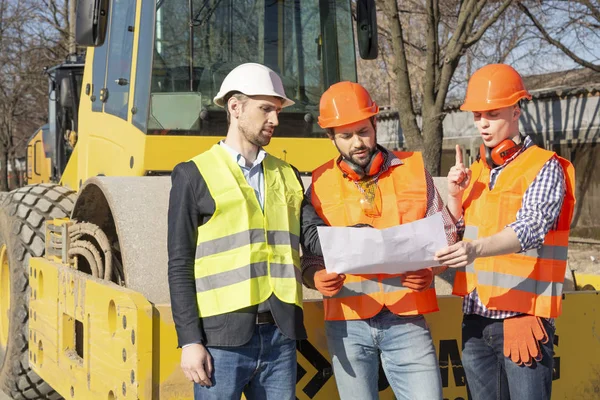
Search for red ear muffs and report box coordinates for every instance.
[480,139,522,169]
[338,150,384,180]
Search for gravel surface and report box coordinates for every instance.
[567,241,600,276]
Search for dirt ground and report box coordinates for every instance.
[566,241,600,276]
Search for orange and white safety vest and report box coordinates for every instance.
[453,145,575,318]
[312,152,439,321]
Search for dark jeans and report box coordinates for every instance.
[462,314,555,400]
[193,324,296,400]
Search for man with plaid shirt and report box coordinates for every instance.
[435,64,576,400]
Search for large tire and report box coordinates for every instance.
[0,184,76,399]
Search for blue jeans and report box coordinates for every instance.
[461,315,555,400]
[193,324,296,400]
[325,309,443,400]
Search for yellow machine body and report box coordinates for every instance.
[25,128,52,185]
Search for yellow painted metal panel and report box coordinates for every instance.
[156,294,600,399]
[26,128,52,185]
[574,273,600,291]
[553,291,600,398]
[297,294,600,399]
[59,144,80,191]
[29,258,154,399]
[427,296,468,399]
[28,259,600,400]
[78,113,148,179]
[143,136,339,174]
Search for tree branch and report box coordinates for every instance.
[465,0,513,48]
[518,2,600,72]
[423,0,440,110]
[579,0,600,23]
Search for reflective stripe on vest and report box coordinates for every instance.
[195,261,301,292]
[196,229,299,258]
[312,151,438,321]
[329,279,381,298]
[452,146,575,318]
[192,144,303,317]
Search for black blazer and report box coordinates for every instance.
[167,159,324,347]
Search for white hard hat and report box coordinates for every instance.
[213,63,295,108]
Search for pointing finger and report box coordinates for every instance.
[455,145,463,166]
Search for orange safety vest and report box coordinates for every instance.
[312,152,439,321]
[453,145,575,318]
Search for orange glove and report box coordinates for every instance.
[314,270,346,297]
[400,268,433,291]
[503,315,549,366]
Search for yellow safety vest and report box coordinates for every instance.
[191,144,303,317]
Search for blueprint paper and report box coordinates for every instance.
[317,212,448,275]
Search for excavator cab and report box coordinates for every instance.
[26,57,84,184]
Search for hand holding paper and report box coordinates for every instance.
[401,268,434,291]
[313,270,346,297]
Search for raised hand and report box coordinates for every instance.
[448,145,471,198]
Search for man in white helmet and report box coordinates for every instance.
[167,63,325,399]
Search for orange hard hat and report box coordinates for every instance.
[461,64,532,112]
[318,81,379,128]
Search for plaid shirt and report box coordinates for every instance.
[463,136,566,318]
[301,147,460,280]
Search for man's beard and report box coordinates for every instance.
[336,143,376,168]
[240,122,271,147]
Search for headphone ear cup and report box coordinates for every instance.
[480,144,493,169]
[480,139,523,169]
[491,139,521,166]
[364,150,384,176]
[337,149,384,180]
[490,143,506,166]
[337,158,364,180]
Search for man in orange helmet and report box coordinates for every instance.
[435,64,576,399]
[302,81,460,399]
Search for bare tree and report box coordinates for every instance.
[0,0,35,190]
[518,0,600,72]
[380,0,513,175]
[0,0,68,191]
[36,0,74,60]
